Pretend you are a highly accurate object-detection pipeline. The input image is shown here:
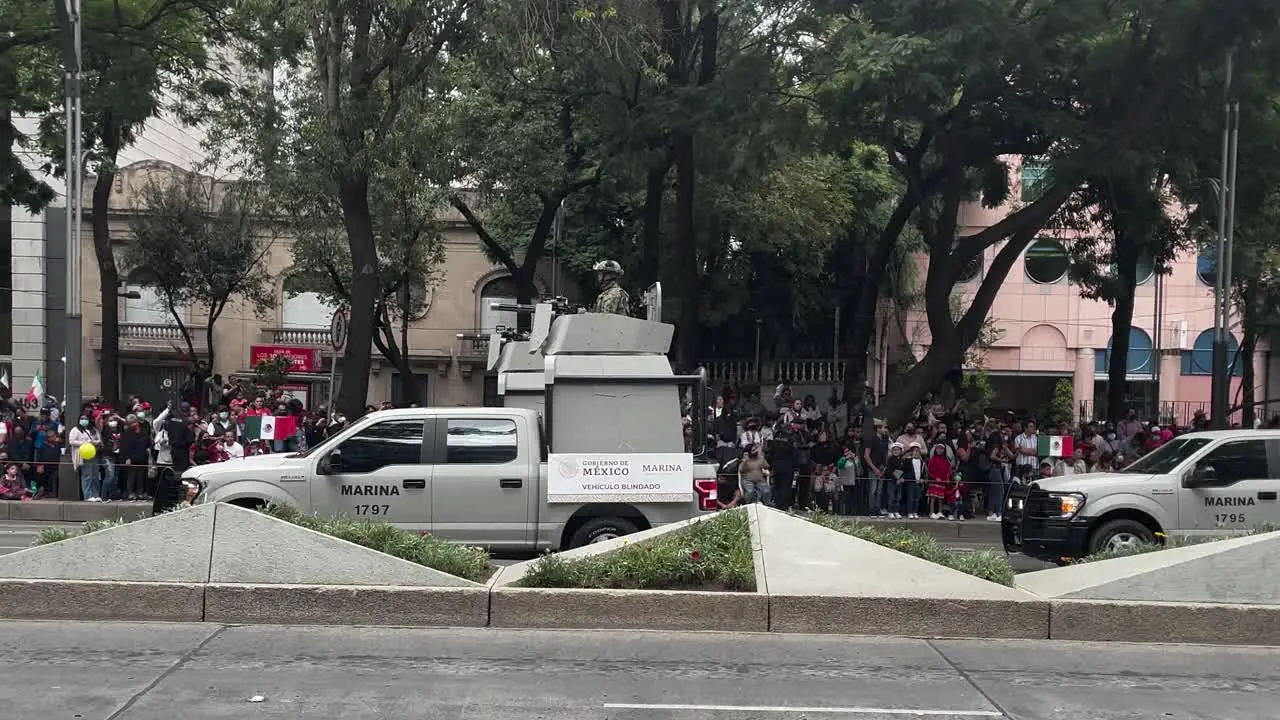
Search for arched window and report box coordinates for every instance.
[1197,252,1217,287]
[282,273,337,329]
[124,269,178,325]
[1024,239,1069,284]
[1094,327,1154,378]
[479,276,519,332]
[1181,329,1243,376]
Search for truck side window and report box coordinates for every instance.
[446,418,517,465]
[337,420,425,473]
[1198,440,1269,486]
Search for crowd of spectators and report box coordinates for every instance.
[0,372,413,502]
[697,377,1262,522]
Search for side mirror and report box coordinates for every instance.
[321,448,343,475]
[1185,464,1215,488]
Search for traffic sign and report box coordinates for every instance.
[330,308,349,351]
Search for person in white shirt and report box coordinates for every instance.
[68,417,101,501]
[1053,447,1089,477]
[219,430,245,460]
[1013,421,1040,481]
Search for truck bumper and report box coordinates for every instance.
[1002,516,1091,563]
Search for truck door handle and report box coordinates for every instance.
[1258,491,1277,500]
[499,478,523,489]
[403,479,427,489]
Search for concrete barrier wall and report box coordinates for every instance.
[3,580,1278,645]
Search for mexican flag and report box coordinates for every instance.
[1037,434,1074,458]
[26,369,43,406]
[243,415,298,441]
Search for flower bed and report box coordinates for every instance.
[517,508,755,591]
[805,512,1017,586]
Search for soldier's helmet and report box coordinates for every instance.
[592,259,624,277]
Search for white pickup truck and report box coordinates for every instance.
[182,406,720,551]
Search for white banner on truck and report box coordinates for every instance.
[548,453,694,498]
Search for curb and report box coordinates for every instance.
[489,587,770,632]
[204,584,489,627]
[768,595,1050,639]
[1,579,1277,645]
[0,501,152,523]
[0,579,203,622]
[1049,599,1280,646]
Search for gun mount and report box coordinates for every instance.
[478,284,706,456]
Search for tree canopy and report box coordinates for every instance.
[7,0,1280,419]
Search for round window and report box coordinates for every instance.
[1197,252,1217,287]
[1024,239,1069,284]
[1108,253,1154,284]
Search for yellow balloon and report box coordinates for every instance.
[78,443,97,461]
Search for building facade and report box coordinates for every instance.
[903,160,1271,424]
[7,159,567,411]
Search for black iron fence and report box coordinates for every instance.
[1078,399,1280,427]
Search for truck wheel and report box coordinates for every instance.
[1089,519,1156,555]
[568,517,639,549]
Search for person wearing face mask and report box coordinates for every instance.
[120,413,150,500]
[68,417,102,502]
[101,416,123,501]
[883,442,905,518]
[208,409,231,438]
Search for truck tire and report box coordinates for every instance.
[1088,518,1156,555]
[568,517,640,549]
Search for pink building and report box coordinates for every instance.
[904,162,1269,425]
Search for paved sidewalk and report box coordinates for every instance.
[0,621,1274,719]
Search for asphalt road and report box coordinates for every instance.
[0,520,1052,572]
[0,621,1274,719]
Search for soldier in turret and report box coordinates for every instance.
[591,259,631,316]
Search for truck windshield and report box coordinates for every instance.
[1120,437,1212,474]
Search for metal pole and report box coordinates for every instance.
[753,319,762,386]
[1221,95,1241,426]
[326,352,338,421]
[59,0,84,498]
[1210,50,1234,430]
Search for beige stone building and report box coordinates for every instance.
[70,160,569,409]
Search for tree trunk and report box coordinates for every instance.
[1106,236,1140,424]
[336,174,379,418]
[672,129,699,371]
[91,156,121,406]
[1240,281,1256,427]
[637,160,669,289]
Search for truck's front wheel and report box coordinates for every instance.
[1088,518,1156,555]
[568,517,639,549]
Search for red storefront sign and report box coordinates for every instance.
[249,345,320,373]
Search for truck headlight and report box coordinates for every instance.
[1051,492,1085,519]
[182,478,205,504]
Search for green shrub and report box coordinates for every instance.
[518,508,755,591]
[33,527,75,546]
[805,512,1017,586]
[261,503,492,582]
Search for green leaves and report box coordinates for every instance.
[121,174,277,329]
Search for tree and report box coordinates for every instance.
[813,0,1280,427]
[208,0,472,417]
[121,174,277,373]
[285,176,445,406]
[14,0,242,404]
[1061,168,1186,423]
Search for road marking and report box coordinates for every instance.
[602,704,1003,716]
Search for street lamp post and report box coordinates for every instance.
[1210,51,1239,430]
[57,0,84,499]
